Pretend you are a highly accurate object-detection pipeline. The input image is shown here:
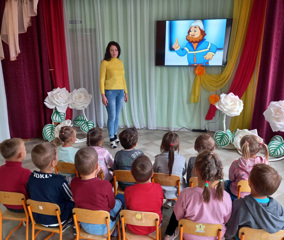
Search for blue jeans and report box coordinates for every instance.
[81,196,124,235]
[105,90,125,139]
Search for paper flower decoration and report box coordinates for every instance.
[54,120,73,138]
[233,129,262,150]
[215,93,243,117]
[69,88,92,110]
[209,94,220,105]
[263,100,284,132]
[44,87,71,113]
[194,66,205,76]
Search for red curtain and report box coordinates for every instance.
[41,0,72,120]
[0,0,52,138]
[206,0,267,120]
[251,0,284,142]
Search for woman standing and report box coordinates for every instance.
[100,41,128,148]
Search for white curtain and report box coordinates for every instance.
[63,0,234,131]
[0,62,10,141]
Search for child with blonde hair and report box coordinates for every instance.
[186,133,215,184]
[153,131,186,207]
[57,126,79,164]
[164,151,232,240]
[87,127,114,181]
[226,134,269,200]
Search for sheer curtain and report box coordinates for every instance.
[0,62,10,141]
[63,0,233,131]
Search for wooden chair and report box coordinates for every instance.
[27,199,70,240]
[239,227,284,240]
[113,170,136,196]
[54,161,79,178]
[152,173,180,200]
[120,209,161,240]
[237,180,251,199]
[0,191,29,240]
[179,219,222,240]
[73,208,120,240]
[188,177,198,188]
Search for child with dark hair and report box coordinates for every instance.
[114,127,144,190]
[226,135,269,200]
[57,126,79,163]
[164,151,232,240]
[186,134,215,184]
[87,127,114,181]
[71,147,124,235]
[0,138,31,212]
[225,164,284,240]
[153,131,186,207]
[124,155,163,235]
[27,142,74,227]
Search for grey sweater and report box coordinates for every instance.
[225,194,284,240]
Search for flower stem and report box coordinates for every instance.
[223,113,226,132]
[83,110,88,121]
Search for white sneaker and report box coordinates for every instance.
[110,140,117,149]
[164,228,179,240]
[115,138,120,144]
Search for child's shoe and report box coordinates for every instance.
[164,228,179,240]
[110,138,118,149]
[114,134,120,144]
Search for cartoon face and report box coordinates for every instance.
[109,45,119,58]
[189,26,201,38]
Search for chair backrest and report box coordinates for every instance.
[179,219,222,240]
[152,173,181,199]
[120,210,160,240]
[113,170,136,195]
[73,208,110,225]
[27,199,61,216]
[237,180,251,199]
[189,177,198,188]
[239,227,284,240]
[0,191,26,206]
[54,161,79,177]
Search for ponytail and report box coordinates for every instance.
[241,141,251,160]
[168,144,175,176]
[260,143,269,162]
[202,181,211,203]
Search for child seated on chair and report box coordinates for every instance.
[27,142,74,227]
[225,164,284,240]
[87,127,114,181]
[71,147,124,235]
[114,127,144,190]
[124,155,163,235]
[186,134,215,184]
[164,151,232,240]
[0,138,31,213]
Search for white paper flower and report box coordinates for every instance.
[263,101,284,132]
[215,93,243,117]
[54,120,73,138]
[44,88,71,113]
[69,88,92,110]
[233,129,262,150]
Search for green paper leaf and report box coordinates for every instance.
[227,129,233,143]
[270,135,283,143]
[214,131,230,147]
[73,115,86,127]
[51,109,66,123]
[268,140,284,157]
[80,120,95,133]
[42,124,56,142]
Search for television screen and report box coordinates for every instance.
[155,19,232,66]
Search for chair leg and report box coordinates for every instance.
[44,232,54,240]
[117,220,121,240]
[0,217,2,240]
[5,222,23,240]
[25,219,29,240]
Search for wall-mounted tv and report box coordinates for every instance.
[155,19,232,66]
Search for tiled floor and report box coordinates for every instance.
[1,128,284,239]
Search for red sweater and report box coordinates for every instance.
[124,182,163,235]
[71,177,115,212]
[0,161,31,209]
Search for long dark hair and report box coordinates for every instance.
[160,131,179,176]
[103,41,121,61]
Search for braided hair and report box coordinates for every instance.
[194,151,224,203]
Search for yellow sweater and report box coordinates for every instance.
[100,58,128,94]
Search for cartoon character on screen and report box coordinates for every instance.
[172,20,217,66]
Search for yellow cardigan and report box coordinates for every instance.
[100,58,128,94]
